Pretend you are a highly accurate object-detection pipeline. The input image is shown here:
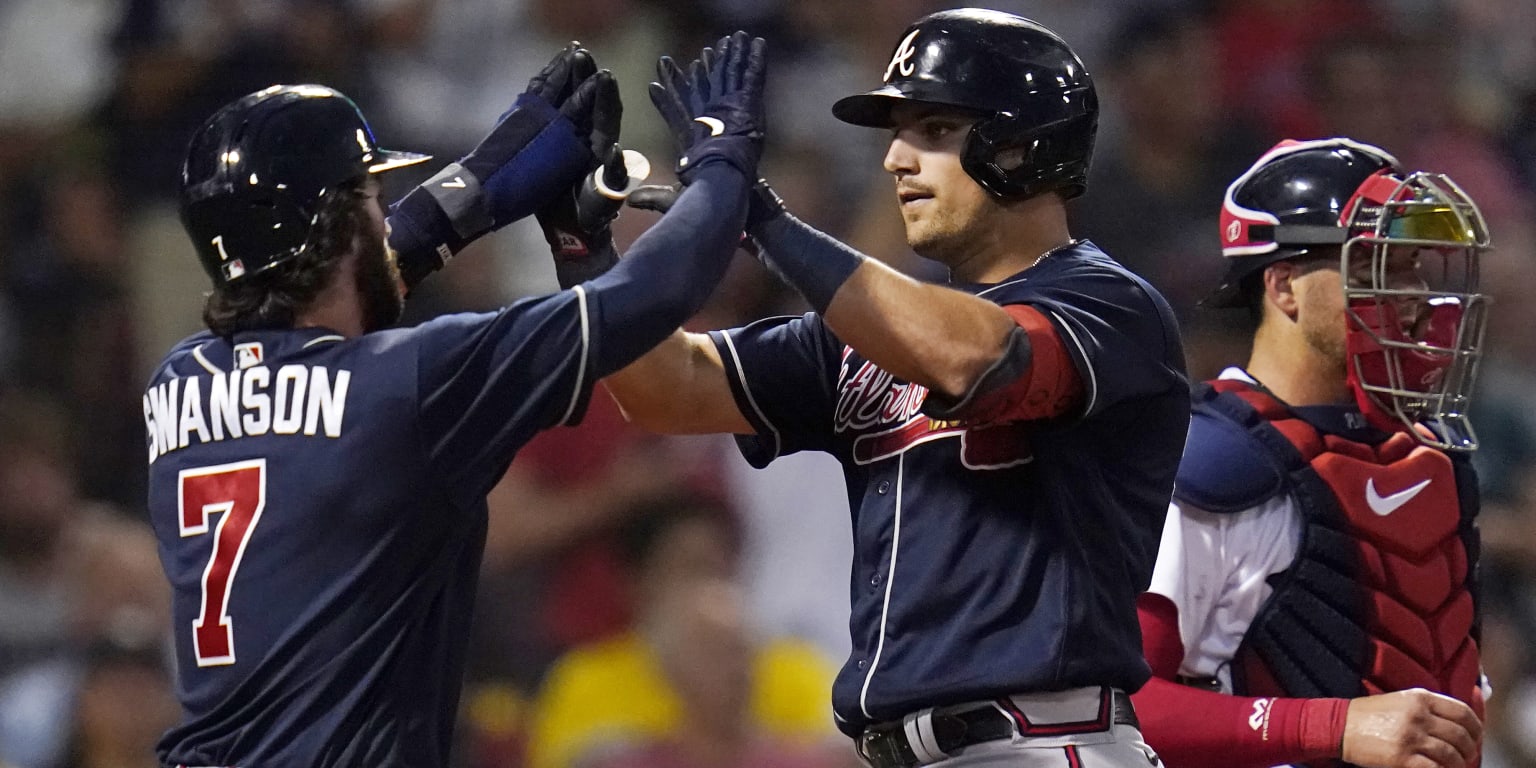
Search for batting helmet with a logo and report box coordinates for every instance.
[832,8,1098,200]
[179,85,431,286]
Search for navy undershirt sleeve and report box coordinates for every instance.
[584,161,750,379]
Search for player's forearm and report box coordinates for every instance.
[582,162,746,379]
[824,261,1019,400]
[751,213,1016,399]
[603,330,751,434]
[1132,677,1349,768]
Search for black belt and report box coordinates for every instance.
[858,689,1139,768]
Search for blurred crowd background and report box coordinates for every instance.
[2,0,1535,766]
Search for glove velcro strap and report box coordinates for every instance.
[388,187,471,291]
[422,162,494,239]
[471,94,594,228]
[746,178,785,228]
[676,136,760,183]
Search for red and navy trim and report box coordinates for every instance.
[996,686,1114,736]
[1064,744,1085,768]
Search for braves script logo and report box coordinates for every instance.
[835,354,926,434]
[884,29,920,82]
[836,350,1032,468]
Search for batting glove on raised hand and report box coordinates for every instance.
[650,31,767,183]
[389,44,604,290]
[534,70,656,288]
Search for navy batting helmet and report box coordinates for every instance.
[179,85,431,286]
[832,8,1098,200]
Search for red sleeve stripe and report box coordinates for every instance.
[957,305,1085,425]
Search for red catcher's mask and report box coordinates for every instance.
[1340,171,1491,451]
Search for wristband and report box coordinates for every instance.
[749,212,865,314]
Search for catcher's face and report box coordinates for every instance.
[884,103,994,265]
[1287,247,1430,366]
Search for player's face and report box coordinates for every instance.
[356,179,404,331]
[883,103,995,265]
[1292,246,1429,362]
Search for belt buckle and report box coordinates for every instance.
[858,723,915,768]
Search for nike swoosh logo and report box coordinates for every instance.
[1365,477,1432,516]
[694,116,726,136]
[441,177,467,189]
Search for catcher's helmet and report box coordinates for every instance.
[832,8,1098,200]
[1216,137,1492,451]
[179,84,431,286]
[1208,138,1401,307]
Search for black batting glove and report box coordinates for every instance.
[390,44,603,291]
[535,70,645,289]
[649,31,767,183]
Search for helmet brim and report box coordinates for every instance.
[367,149,433,174]
[1201,249,1308,309]
[833,87,995,129]
[832,87,910,128]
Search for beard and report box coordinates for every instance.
[355,232,404,332]
[904,199,989,267]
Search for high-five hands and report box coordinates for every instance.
[535,64,655,289]
[390,44,609,290]
[650,31,767,183]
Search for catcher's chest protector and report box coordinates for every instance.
[1207,381,1482,723]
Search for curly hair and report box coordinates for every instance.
[202,179,371,336]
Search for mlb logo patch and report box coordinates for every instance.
[235,342,264,370]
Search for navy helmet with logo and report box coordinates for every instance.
[832,8,1098,200]
[179,85,431,286]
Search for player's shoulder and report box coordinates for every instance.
[979,240,1158,304]
[148,330,220,386]
[712,311,838,351]
[387,293,585,350]
[1173,378,1289,514]
[1045,239,1138,280]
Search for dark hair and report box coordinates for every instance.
[202,178,371,336]
[1237,249,1341,321]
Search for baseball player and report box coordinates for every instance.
[558,15,1190,768]
[144,39,766,767]
[1130,139,1489,768]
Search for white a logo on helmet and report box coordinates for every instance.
[884,29,921,82]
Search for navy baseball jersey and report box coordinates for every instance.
[144,290,595,766]
[709,241,1189,734]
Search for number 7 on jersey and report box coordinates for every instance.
[179,459,267,666]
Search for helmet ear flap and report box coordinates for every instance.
[961,117,1036,197]
[186,186,318,285]
[961,108,1095,200]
